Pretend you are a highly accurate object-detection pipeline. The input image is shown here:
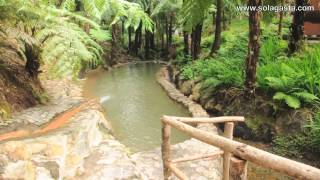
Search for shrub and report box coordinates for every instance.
[258,45,320,108]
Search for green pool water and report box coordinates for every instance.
[85,63,190,152]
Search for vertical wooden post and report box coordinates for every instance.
[162,121,171,180]
[223,122,234,180]
[231,157,248,180]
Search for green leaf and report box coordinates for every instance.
[292,92,319,103]
[273,92,301,109]
[89,29,111,41]
[0,0,5,6]
[265,77,285,90]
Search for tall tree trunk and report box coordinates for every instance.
[161,19,165,53]
[155,21,160,50]
[121,21,125,46]
[183,31,189,56]
[168,13,173,49]
[150,31,156,50]
[161,30,165,52]
[128,26,132,53]
[110,24,118,66]
[278,0,284,37]
[244,0,262,99]
[144,7,153,59]
[210,0,222,55]
[191,24,203,59]
[134,22,142,55]
[138,26,142,49]
[289,0,305,55]
[165,17,169,56]
[25,43,40,78]
[145,29,151,59]
[278,12,284,37]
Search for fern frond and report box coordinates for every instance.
[61,0,76,11]
[292,92,319,103]
[273,92,301,109]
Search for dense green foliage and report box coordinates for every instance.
[258,46,320,109]
[179,20,320,110]
[179,21,248,82]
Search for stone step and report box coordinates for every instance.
[131,139,222,180]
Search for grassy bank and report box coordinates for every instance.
[173,19,320,161]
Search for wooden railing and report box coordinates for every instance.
[161,115,320,180]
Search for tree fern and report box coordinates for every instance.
[83,0,108,20]
[1,0,111,79]
[106,0,154,31]
[36,23,104,78]
[179,0,212,31]
[152,0,182,17]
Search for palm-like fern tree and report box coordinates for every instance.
[210,0,222,55]
[288,0,306,55]
[245,0,262,99]
[3,0,154,77]
[1,0,111,78]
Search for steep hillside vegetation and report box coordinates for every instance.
[0,25,45,120]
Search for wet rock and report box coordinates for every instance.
[74,141,142,179]
[36,167,54,180]
[179,80,195,96]
[190,83,202,102]
[3,161,36,179]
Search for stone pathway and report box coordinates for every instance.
[132,139,222,180]
[0,80,82,131]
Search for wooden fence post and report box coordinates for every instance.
[223,122,234,180]
[231,157,248,180]
[162,121,171,180]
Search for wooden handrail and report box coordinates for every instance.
[171,150,224,164]
[162,116,320,180]
[163,115,245,123]
[168,163,188,180]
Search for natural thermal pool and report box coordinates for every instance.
[84,63,190,152]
